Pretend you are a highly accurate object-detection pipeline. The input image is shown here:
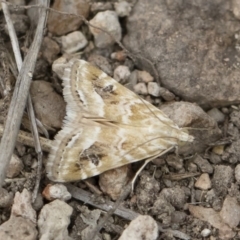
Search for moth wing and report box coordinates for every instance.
[46,119,179,182]
[61,59,183,130]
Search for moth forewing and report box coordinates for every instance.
[46,59,194,182]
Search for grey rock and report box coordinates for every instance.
[124,0,240,108]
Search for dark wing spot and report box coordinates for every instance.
[103,85,114,92]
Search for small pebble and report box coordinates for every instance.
[0,188,13,208]
[61,31,88,54]
[114,1,132,17]
[159,87,175,101]
[207,108,225,123]
[134,82,148,95]
[38,200,73,240]
[6,154,24,178]
[147,82,160,97]
[235,164,240,183]
[137,70,154,83]
[201,228,211,237]
[111,50,127,61]
[118,215,158,240]
[195,173,212,190]
[42,184,71,201]
[113,65,131,83]
[89,10,122,48]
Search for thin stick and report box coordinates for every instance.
[2,0,47,202]
[0,0,50,187]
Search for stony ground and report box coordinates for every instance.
[0,0,240,239]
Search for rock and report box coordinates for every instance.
[232,0,240,20]
[114,1,132,17]
[189,205,235,239]
[195,173,212,190]
[220,196,240,228]
[47,0,90,35]
[235,164,240,183]
[113,65,131,83]
[222,139,240,163]
[0,216,37,240]
[38,200,73,240]
[30,80,66,130]
[212,145,224,155]
[32,193,44,211]
[207,108,225,124]
[124,0,240,108]
[136,172,161,213]
[166,154,183,170]
[133,82,148,95]
[11,189,36,224]
[6,154,24,178]
[151,196,175,217]
[160,101,222,154]
[158,87,175,101]
[193,155,213,174]
[212,165,233,197]
[88,54,113,76]
[230,110,240,129]
[159,187,186,209]
[201,228,211,237]
[147,82,160,97]
[111,50,127,61]
[91,2,113,14]
[0,188,13,208]
[41,37,60,64]
[118,215,158,240]
[99,165,132,200]
[137,70,154,83]
[42,184,71,201]
[89,10,121,48]
[61,31,88,54]
[171,211,187,224]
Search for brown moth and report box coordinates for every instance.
[46,59,194,182]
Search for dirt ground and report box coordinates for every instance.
[0,0,240,239]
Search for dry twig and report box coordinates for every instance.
[0,0,50,187]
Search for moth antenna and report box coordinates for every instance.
[131,146,175,191]
[138,96,174,128]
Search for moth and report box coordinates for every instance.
[46,59,194,182]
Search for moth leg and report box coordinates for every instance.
[131,146,176,191]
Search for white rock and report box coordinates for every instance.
[0,216,37,240]
[137,70,154,83]
[118,215,158,240]
[133,82,148,95]
[113,65,131,83]
[114,1,132,17]
[38,199,73,240]
[207,108,225,123]
[52,56,69,79]
[11,189,36,224]
[201,228,211,237]
[61,31,88,54]
[147,82,160,97]
[6,154,24,178]
[195,173,212,190]
[220,196,240,228]
[42,184,71,201]
[89,10,122,48]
